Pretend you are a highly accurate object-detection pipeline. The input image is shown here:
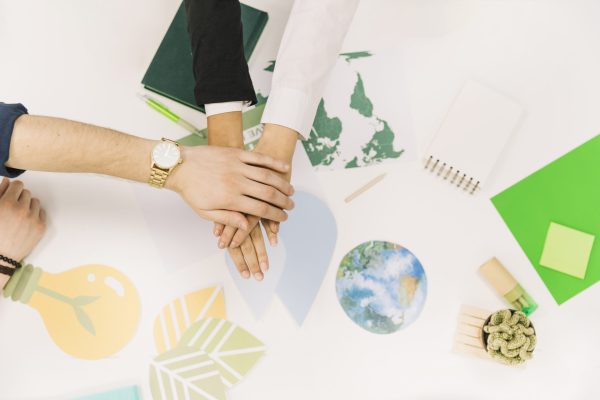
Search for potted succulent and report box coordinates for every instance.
[482,309,537,365]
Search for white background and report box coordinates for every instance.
[1,0,600,399]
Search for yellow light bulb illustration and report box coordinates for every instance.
[3,264,141,360]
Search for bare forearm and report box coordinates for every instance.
[207,111,244,148]
[7,115,156,183]
[255,123,298,163]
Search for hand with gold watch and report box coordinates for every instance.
[5,113,294,231]
[147,137,295,230]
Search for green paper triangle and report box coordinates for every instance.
[492,134,600,304]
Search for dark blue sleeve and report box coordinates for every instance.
[0,103,27,178]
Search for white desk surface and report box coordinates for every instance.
[1,0,600,399]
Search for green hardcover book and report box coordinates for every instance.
[142,2,268,112]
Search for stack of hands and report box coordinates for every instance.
[200,113,298,281]
[0,112,298,286]
[0,0,360,288]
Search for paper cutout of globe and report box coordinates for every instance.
[336,241,427,334]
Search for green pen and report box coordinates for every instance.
[137,93,206,139]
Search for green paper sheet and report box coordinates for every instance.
[539,222,595,279]
[74,385,140,400]
[492,134,600,304]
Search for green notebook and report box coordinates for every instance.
[142,2,268,112]
[492,135,600,304]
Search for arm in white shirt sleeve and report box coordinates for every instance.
[261,0,359,140]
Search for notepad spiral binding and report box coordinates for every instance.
[424,156,481,194]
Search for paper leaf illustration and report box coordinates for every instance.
[177,318,266,388]
[149,346,226,400]
[72,295,100,306]
[154,287,226,354]
[73,306,96,336]
[275,192,337,325]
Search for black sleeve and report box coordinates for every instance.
[0,103,26,178]
[184,0,257,107]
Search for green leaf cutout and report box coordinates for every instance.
[73,306,96,335]
[177,318,266,388]
[149,346,227,400]
[72,295,100,306]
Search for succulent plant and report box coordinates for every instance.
[483,309,536,365]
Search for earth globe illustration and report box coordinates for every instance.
[336,241,427,334]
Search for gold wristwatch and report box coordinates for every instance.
[149,138,183,188]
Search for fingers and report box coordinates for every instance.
[30,198,41,217]
[218,225,237,249]
[213,223,224,237]
[227,229,267,281]
[4,180,24,200]
[221,216,258,248]
[39,208,47,224]
[269,220,279,234]
[197,210,249,231]
[244,165,294,196]
[238,150,291,174]
[240,235,262,281]
[0,177,9,197]
[230,216,259,248]
[235,196,288,222]
[229,247,250,279]
[262,219,278,247]
[242,180,294,210]
[18,189,31,205]
[230,228,251,248]
[250,225,269,274]
[230,215,258,248]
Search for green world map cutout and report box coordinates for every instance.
[261,51,413,170]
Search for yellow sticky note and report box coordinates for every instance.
[540,222,595,279]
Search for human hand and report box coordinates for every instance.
[205,113,279,280]
[0,178,47,287]
[213,124,297,281]
[216,123,297,248]
[166,145,295,230]
[226,220,272,281]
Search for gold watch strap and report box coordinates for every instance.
[149,167,170,188]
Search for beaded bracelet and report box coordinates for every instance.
[0,255,21,276]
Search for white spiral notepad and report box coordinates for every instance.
[424,81,524,194]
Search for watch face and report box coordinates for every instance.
[152,141,181,169]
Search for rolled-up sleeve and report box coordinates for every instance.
[0,103,27,178]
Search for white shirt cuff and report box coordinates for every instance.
[205,101,245,117]
[260,87,319,141]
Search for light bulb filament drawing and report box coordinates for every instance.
[35,286,100,335]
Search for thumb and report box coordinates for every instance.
[269,220,280,234]
[199,210,249,231]
[213,222,225,237]
[0,177,9,198]
[262,219,279,247]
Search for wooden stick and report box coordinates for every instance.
[453,305,491,359]
[344,173,387,203]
